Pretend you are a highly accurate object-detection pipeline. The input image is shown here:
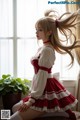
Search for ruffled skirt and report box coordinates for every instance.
[22,77,78,112]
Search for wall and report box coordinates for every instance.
[62,80,77,110]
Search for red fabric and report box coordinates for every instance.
[22,58,77,112]
[22,77,76,110]
[22,96,30,103]
[31,59,51,74]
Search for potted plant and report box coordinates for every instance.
[0,74,30,113]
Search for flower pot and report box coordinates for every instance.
[2,92,21,114]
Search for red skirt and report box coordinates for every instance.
[22,78,78,112]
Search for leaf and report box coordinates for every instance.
[0,86,4,91]
[17,86,22,90]
[5,88,12,92]
[0,79,4,84]
[4,79,11,84]
[0,74,30,95]
[9,85,14,88]
[2,74,11,79]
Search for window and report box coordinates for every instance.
[0,0,13,76]
[0,0,79,80]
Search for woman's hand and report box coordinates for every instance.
[18,101,32,112]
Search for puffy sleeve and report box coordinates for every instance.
[28,47,55,104]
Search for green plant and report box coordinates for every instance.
[0,74,30,96]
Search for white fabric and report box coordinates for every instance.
[30,99,78,112]
[52,72,59,79]
[38,46,55,68]
[8,111,22,120]
[39,90,71,100]
[29,46,56,102]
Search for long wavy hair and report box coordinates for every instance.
[35,9,80,67]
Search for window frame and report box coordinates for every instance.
[0,0,79,80]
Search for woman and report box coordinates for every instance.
[9,9,80,120]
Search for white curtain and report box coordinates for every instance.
[66,0,80,111]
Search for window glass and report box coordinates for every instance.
[0,0,13,37]
[0,39,13,77]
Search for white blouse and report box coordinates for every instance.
[28,46,56,104]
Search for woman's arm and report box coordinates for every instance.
[29,47,55,103]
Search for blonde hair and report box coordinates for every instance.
[35,9,80,67]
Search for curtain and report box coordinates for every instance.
[66,0,80,111]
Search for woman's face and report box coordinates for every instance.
[35,25,47,41]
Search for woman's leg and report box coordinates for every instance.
[7,111,22,120]
[10,108,45,120]
[20,108,45,120]
[65,109,76,120]
[12,100,23,113]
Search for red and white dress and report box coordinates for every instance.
[23,45,78,112]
